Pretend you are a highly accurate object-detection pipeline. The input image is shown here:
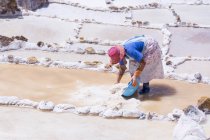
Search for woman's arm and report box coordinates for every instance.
[116,65,127,84]
[132,59,146,86]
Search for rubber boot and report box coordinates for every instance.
[139,82,150,95]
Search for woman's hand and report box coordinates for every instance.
[131,75,137,86]
[105,63,112,69]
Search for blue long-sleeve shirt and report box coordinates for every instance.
[119,36,145,65]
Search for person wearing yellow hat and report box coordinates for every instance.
[107,35,164,95]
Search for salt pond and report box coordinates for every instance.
[168,27,210,57]
[79,23,163,45]
[0,16,78,44]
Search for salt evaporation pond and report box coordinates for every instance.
[1,64,210,114]
[35,3,127,25]
[132,9,175,26]
[0,16,78,44]
[169,27,210,57]
[175,61,210,78]
[79,23,163,45]
[172,5,210,26]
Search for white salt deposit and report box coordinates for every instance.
[173,115,207,140]
[172,5,210,26]
[53,104,76,112]
[35,3,127,25]
[37,101,55,111]
[132,9,175,26]
[0,16,78,44]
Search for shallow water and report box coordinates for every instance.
[1,64,210,114]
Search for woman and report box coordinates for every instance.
[106,35,164,95]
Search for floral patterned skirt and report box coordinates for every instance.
[129,37,164,83]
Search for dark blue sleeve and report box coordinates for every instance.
[119,60,124,65]
[130,50,143,62]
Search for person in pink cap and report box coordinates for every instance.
[106,35,164,95]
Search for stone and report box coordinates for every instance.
[75,106,91,115]
[53,104,75,113]
[194,73,202,82]
[27,56,39,64]
[37,101,55,111]
[0,35,14,46]
[101,108,123,118]
[79,37,85,43]
[183,105,206,123]
[143,21,149,26]
[12,36,28,42]
[122,109,141,118]
[7,55,14,63]
[0,0,20,16]
[166,61,172,65]
[96,50,106,55]
[197,97,210,113]
[37,41,44,47]
[173,115,207,140]
[85,47,96,54]
[75,48,85,54]
[84,61,102,66]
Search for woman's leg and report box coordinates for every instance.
[139,82,150,94]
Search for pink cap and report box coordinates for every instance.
[108,46,125,64]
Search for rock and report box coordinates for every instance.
[37,101,55,111]
[101,108,123,118]
[173,115,207,140]
[27,56,38,64]
[7,55,14,63]
[0,35,14,46]
[197,97,210,113]
[53,104,76,113]
[89,105,107,115]
[143,21,149,26]
[105,0,112,4]
[0,0,21,16]
[122,109,142,118]
[16,99,38,108]
[167,109,184,121]
[183,105,206,123]
[75,106,91,115]
[84,61,102,66]
[146,112,160,120]
[75,48,85,54]
[85,47,96,54]
[79,37,85,43]
[96,50,106,55]
[37,41,44,47]
[194,73,202,82]
[108,6,119,11]
[166,61,172,65]
[0,96,19,105]
[12,36,28,42]
[16,0,48,11]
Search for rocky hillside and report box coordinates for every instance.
[16,0,48,11]
[0,0,21,16]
